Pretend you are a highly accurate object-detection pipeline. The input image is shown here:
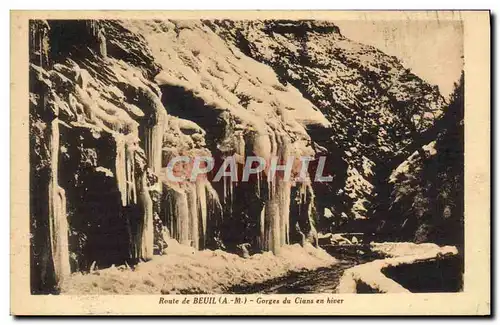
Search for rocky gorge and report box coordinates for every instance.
[29,19,464,294]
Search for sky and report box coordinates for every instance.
[335,19,464,99]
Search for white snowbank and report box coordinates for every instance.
[370,241,454,258]
[336,242,458,293]
[61,242,336,294]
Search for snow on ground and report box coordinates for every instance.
[61,241,336,294]
[370,241,453,258]
[336,242,458,293]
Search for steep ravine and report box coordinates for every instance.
[207,20,449,223]
[29,19,462,294]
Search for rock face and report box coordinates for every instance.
[206,20,448,222]
[381,74,464,249]
[29,19,463,293]
[30,20,164,292]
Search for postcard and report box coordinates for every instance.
[10,10,490,315]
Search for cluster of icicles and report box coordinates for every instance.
[138,102,317,254]
[45,78,317,289]
[43,55,317,290]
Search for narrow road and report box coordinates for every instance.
[226,258,358,294]
[225,244,463,294]
[226,244,384,294]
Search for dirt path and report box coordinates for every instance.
[225,244,386,294]
[226,258,358,294]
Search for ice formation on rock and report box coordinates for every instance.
[29,19,457,293]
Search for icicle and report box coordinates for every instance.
[144,128,150,173]
[114,134,138,206]
[267,178,272,201]
[169,193,174,236]
[126,142,137,204]
[186,184,199,249]
[146,122,162,174]
[265,200,280,254]
[142,97,166,175]
[205,182,223,228]
[125,146,131,202]
[259,134,295,253]
[47,119,71,283]
[279,180,291,246]
[173,188,190,246]
[196,180,208,249]
[114,135,127,206]
[259,205,265,250]
[139,172,153,261]
[50,186,71,282]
